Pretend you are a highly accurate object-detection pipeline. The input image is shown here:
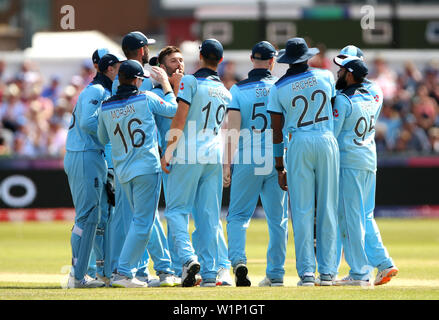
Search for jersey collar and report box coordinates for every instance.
[248,68,271,79]
[193,68,221,82]
[115,84,139,97]
[92,72,113,92]
[342,82,365,95]
[285,63,309,77]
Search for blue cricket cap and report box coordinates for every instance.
[251,41,277,60]
[277,37,319,64]
[98,53,125,72]
[338,45,364,60]
[199,39,223,61]
[118,59,148,79]
[92,48,109,64]
[334,55,368,78]
[122,31,156,51]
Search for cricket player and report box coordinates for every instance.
[224,41,288,287]
[268,38,339,287]
[332,55,398,286]
[92,48,109,71]
[65,53,124,288]
[86,47,116,284]
[152,46,232,286]
[108,32,177,287]
[97,59,177,288]
[162,39,232,287]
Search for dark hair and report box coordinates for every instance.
[201,53,221,68]
[289,61,308,69]
[352,73,366,83]
[118,70,136,86]
[158,46,181,65]
[122,47,139,60]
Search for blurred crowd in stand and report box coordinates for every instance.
[0,49,438,158]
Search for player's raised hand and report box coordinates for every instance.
[223,164,231,188]
[170,69,184,90]
[277,169,288,191]
[150,66,169,84]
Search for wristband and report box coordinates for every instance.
[273,142,285,158]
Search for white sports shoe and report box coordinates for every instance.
[67,273,106,289]
[258,277,284,287]
[110,273,148,288]
[181,260,201,287]
[315,274,335,286]
[173,275,182,286]
[158,273,177,287]
[297,274,315,287]
[147,277,161,287]
[195,274,202,286]
[334,275,371,287]
[96,274,110,287]
[374,266,398,286]
[216,268,232,286]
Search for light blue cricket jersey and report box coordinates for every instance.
[228,68,278,165]
[267,65,336,135]
[175,68,232,164]
[66,73,112,152]
[333,82,383,173]
[97,85,177,183]
[107,71,153,168]
[151,85,173,155]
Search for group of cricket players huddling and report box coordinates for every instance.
[64,30,399,289]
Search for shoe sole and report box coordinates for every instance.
[201,283,217,287]
[235,265,251,287]
[334,281,370,287]
[318,280,334,286]
[182,263,201,287]
[111,283,147,288]
[298,282,315,287]
[160,282,175,287]
[375,268,398,286]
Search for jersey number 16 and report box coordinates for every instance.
[113,118,146,153]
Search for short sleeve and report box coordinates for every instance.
[267,84,282,114]
[327,71,336,99]
[332,94,352,138]
[227,84,241,112]
[177,75,197,106]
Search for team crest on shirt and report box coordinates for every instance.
[333,109,339,118]
[90,99,99,105]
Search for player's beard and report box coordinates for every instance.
[335,73,348,90]
[142,51,149,66]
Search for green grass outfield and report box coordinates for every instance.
[0,218,438,300]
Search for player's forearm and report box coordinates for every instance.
[270,113,284,144]
[270,113,285,168]
[158,77,173,95]
[164,101,189,157]
[223,110,241,165]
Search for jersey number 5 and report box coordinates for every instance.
[113,118,146,153]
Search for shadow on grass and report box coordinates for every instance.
[0,285,62,290]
